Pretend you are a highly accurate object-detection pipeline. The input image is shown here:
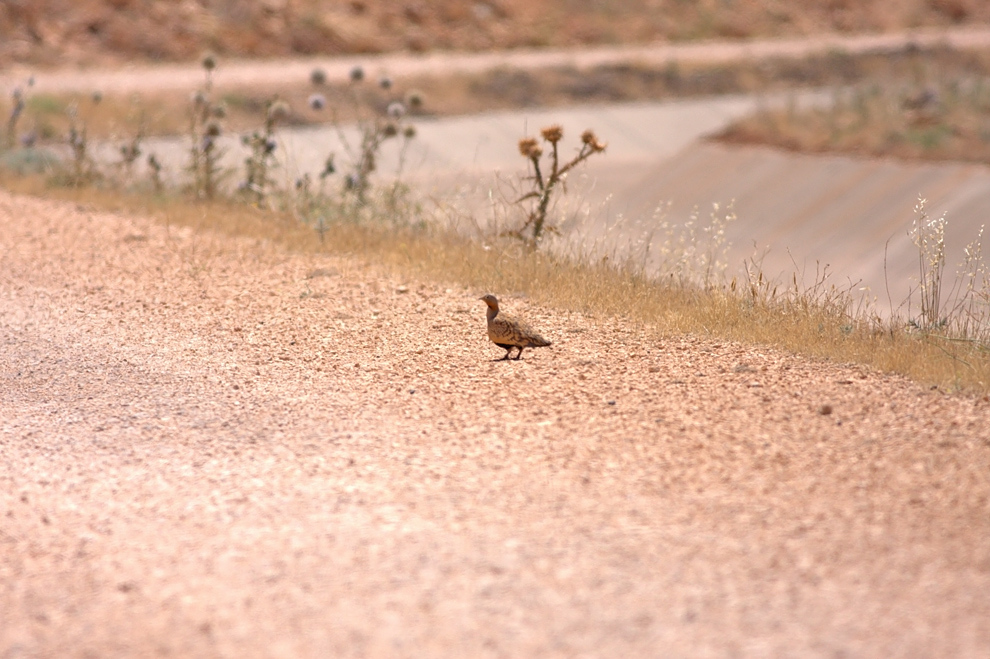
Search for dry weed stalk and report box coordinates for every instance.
[5,84,28,149]
[910,196,947,331]
[509,125,606,248]
[239,99,289,204]
[64,99,102,186]
[186,54,228,200]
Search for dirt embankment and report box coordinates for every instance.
[3,0,990,69]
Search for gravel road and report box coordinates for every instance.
[2,191,989,657]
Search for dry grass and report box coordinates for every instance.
[5,173,989,394]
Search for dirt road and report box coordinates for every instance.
[1,191,989,657]
[8,25,990,96]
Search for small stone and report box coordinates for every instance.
[818,404,833,415]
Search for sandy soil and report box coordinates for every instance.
[1,190,989,657]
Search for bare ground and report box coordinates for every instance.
[1,191,989,657]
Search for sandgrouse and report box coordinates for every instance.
[479,294,552,360]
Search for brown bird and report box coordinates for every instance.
[479,294,552,361]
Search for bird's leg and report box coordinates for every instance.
[514,347,525,360]
[500,348,512,361]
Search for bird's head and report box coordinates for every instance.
[479,293,499,309]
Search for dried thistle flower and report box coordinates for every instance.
[308,93,326,111]
[205,120,222,137]
[387,101,406,119]
[382,121,399,138]
[211,103,227,119]
[267,100,291,123]
[201,53,217,72]
[403,125,416,139]
[541,124,563,143]
[518,137,541,158]
[191,90,207,108]
[310,67,327,86]
[379,76,393,90]
[405,90,424,110]
[91,90,103,105]
[349,65,365,83]
[581,128,606,152]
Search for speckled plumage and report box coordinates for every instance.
[479,294,551,360]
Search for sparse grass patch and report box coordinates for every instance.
[715,50,990,163]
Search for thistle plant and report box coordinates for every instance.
[318,66,420,207]
[117,118,145,184]
[186,54,227,199]
[63,99,101,186]
[509,125,607,248]
[240,98,289,203]
[147,153,165,194]
[5,85,26,149]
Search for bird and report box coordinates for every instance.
[479,294,551,360]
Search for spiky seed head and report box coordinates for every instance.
[405,90,424,110]
[205,120,222,137]
[310,67,327,86]
[387,101,406,118]
[267,100,291,122]
[349,65,365,83]
[581,128,607,152]
[91,90,103,105]
[519,137,543,158]
[379,76,393,90]
[403,124,416,139]
[211,103,227,119]
[308,93,326,111]
[201,53,217,71]
[191,90,207,108]
[382,121,398,137]
[541,124,563,143]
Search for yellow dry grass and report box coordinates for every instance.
[6,174,989,395]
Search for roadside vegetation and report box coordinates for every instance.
[716,47,990,164]
[3,51,990,394]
